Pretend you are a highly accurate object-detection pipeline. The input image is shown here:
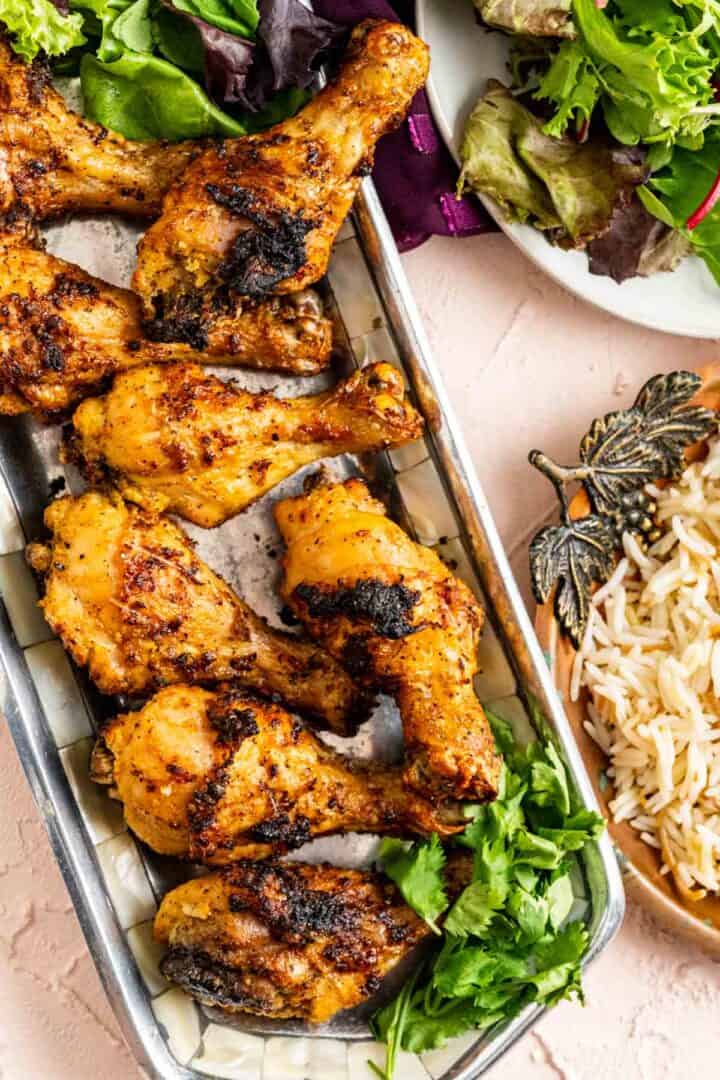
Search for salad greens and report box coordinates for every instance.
[476,0,574,39]
[80,50,246,138]
[459,82,647,244]
[371,710,604,1079]
[462,0,720,289]
[0,0,86,61]
[642,132,720,280]
[1,0,340,140]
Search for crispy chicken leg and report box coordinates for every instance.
[0,38,197,220]
[133,21,429,340]
[26,491,368,733]
[154,860,427,1022]
[275,477,502,802]
[0,224,332,416]
[91,684,463,862]
[69,362,423,526]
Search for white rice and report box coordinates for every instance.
[574,436,720,899]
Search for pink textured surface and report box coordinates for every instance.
[3,233,720,1078]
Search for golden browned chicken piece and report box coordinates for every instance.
[154,860,427,1022]
[91,684,463,862]
[133,21,429,340]
[275,476,502,803]
[26,491,368,733]
[69,362,423,527]
[0,224,332,416]
[0,38,197,220]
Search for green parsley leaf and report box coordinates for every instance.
[372,705,603,1078]
[368,962,422,1080]
[401,1001,486,1054]
[444,878,508,938]
[538,808,605,852]
[507,885,549,942]
[545,873,575,930]
[528,741,571,818]
[378,835,449,934]
[514,828,563,869]
[536,919,589,968]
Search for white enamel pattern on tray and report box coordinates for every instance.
[0,179,624,1079]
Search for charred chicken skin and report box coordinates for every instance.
[0,224,332,416]
[26,491,368,733]
[154,860,427,1022]
[91,684,463,862]
[274,476,502,802]
[69,362,423,527]
[133,21,429,342]
[0,38,197,221]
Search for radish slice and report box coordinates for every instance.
[687,166,720,230]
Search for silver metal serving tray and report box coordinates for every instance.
[0,178,624,1080]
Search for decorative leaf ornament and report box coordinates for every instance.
[529,371,718,647]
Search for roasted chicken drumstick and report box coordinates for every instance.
[275,476,502,802]
[91,684,463,862]
[69,362,423,526]
[0,224,332,416]
[154,860,427,1022]
[134,21,429,342]
[0,38,197,220]
[26,491,367,733]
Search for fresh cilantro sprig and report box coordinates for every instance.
[378,834,448,935]
[372,711,604,1077]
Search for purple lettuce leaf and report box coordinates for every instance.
[202,23,254,103]
[254,0,344,96]
[162,0,342,112]
[587,195,689,283]
[161,2,255,104]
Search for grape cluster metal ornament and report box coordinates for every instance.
[529,371,718,648]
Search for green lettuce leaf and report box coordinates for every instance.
[459,82,561,229]
[80,50,245,138]
[112,0,152,53]
[534,39,600,137]
[642,133,720,284]
[531,0,720,152]
[459,81,647,245]
[473,0,574,38]
[169,0,257,39]
[517,118,648,245]
[572,0,715,145]
[0,0,86,60]
[378,835,449,933]
[70,0,132,63]
[152,5,205,71]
